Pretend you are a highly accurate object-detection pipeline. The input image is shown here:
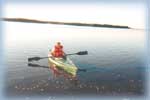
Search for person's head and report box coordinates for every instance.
[57,42,61,45]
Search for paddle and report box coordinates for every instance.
[28,63,86,72]
[28,51,88,62]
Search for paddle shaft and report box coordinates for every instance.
[65,53,77,55]
[28,51,88,62]
[37,57,50,59]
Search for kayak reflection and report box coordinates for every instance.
[49,63,77,80]
[28,63,77,80]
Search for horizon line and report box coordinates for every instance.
[2,17,132,29]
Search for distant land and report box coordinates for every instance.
[2,18,131,29]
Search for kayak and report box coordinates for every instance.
[48,54,78,77]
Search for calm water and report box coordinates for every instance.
[4,22,146,97]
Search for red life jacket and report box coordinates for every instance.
[52,45,64,57]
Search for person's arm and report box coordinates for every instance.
[63,52,65,56]
[50,47,55,56]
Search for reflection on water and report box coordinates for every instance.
[4,23,146,97]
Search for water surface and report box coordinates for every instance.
[4,22,146,97]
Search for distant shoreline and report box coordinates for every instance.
[3,18,130,29]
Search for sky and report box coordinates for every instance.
[4,3,146,29]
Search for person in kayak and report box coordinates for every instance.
[51,42,65,58]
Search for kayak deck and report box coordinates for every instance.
[48,54,78,77]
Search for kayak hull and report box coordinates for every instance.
[48,54,78,77]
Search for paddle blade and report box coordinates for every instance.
[28,57,41,62]
[76,51,88,55]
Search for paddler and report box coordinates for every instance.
[51,42,65,58]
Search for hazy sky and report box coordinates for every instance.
[4,3,146,29]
